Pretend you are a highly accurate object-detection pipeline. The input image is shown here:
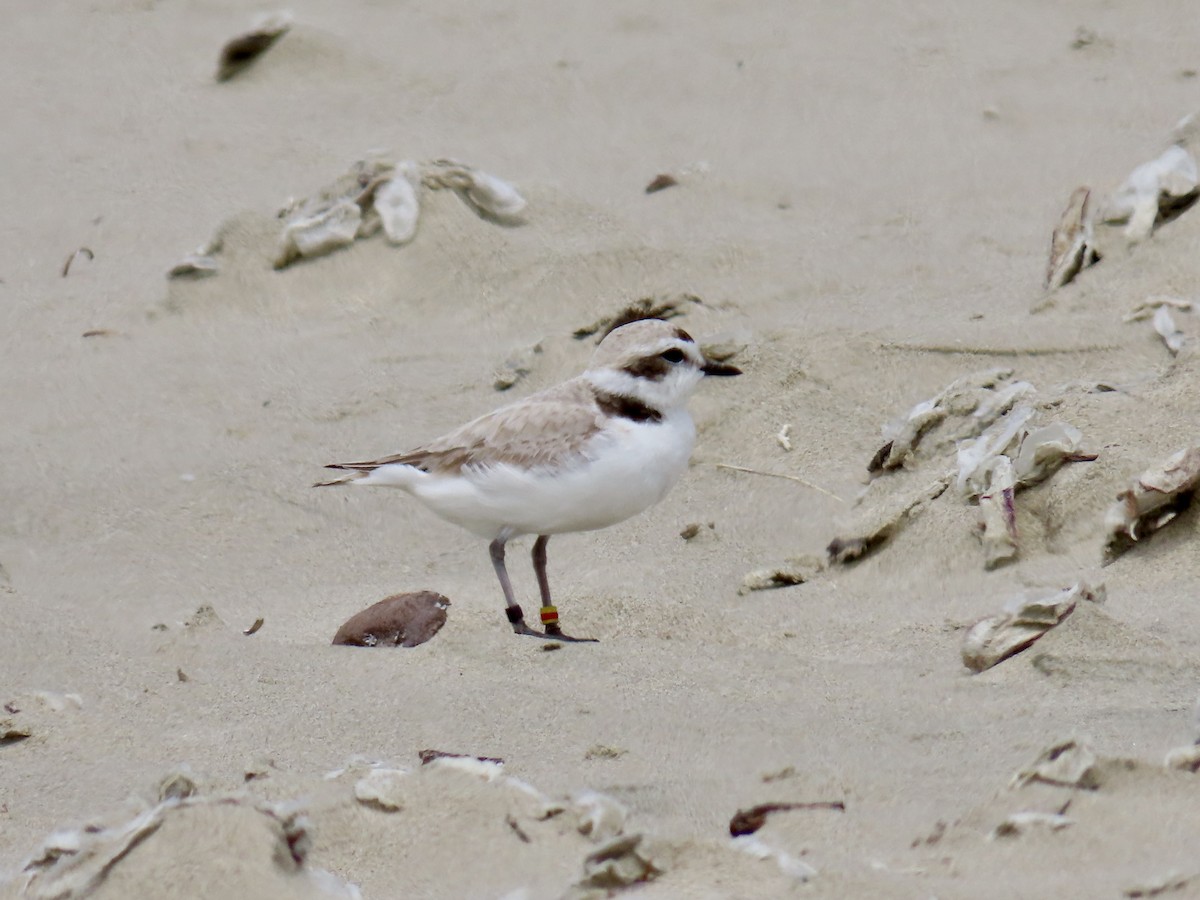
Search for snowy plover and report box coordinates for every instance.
[317,318,740,641]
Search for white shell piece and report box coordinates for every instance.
[1164,744,1200,772]
[1103,145,1198,241]
[1104,446,1200,556]
[956,405,1035,497]
[352,768,410,811]
[460,168,527,222]
[962,583,1099,673]
[374,162,421,245]
[570,790,628,842]
[730,836,817,882]
[1153,305,1186,355]
[1013,423,1086,486]
[1012,738,1103,789]
[424,755,505,782]
[275,198,362,268]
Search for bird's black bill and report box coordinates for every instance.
[702,360,742,376]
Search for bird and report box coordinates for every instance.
[316,318,741,641]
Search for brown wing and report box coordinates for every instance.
[329,379,605,476]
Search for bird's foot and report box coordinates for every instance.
[505,605,598,643]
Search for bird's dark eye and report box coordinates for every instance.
[660,348,686,363]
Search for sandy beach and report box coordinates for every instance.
[3,1,1200,897]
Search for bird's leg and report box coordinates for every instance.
[490,538,543,637]
[531,535,598,643]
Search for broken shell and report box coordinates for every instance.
[353,768,410,811]
[216,11,293,82]
[828,478,950,565]
[575,834,664,891]
[956,405,1035,497]
[425,160,527,223]
[962,582,1101,673]
[977,462,1018,569]
[1046,186,1099,290]
[458,169,526,223]
[1153,305,1186,355]
[1012,738,1104,790]
[990,811,1074,839]
[1164,744,1200,773]
[166,254,219,279]
[274,198,361,269]
[1103,446,1200,560]
[331,591,450,648]
[418,748,504,766]
[570,791,628,842]
[730,835,817,882]
[870,368,1016,472]
[220,13,292,73]
[1101,144,1199,242]
[1123,296,1193,322]
[739,556,822,593]
[1013,422,1090,487]
[423,754,504,782]
[644,174,679,194]
[1,719,31,745]
[373,163,421,245]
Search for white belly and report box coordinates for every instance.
[408,411,696,539]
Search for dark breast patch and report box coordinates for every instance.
[594,390,664,423]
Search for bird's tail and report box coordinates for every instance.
[312,466,370,488]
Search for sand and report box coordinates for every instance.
[3,1,1200,897]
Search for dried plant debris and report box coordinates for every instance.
[962,582,1102,673]
[1046,186,1099,289]
[1104,446,1200,561]
[739,556,823,593]
[1153,305,1186,355]
[729,801,845,837]
[990,810,1074,839]
[332,591,450,648]
[216,11,293,82]
[573,294,703,341]
[1125,872,1199,898]
[1011,738,1104,790]
[828,477,950,565]
[61,247,94,278]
